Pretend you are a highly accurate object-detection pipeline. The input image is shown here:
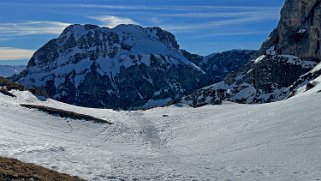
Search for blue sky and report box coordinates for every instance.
[0,0,284,65]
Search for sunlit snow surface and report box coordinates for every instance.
[1,87,321,180]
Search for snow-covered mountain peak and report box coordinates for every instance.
[56,24,179,52]
[60,24,101,38]
[25,24,193,77]
[20,24,206,109]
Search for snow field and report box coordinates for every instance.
[1,89,321,180]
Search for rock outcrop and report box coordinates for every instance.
[192,50,256,83]
[258,0,321,61]
[0,77,48,98]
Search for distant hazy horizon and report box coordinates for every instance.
[0,60,28,66]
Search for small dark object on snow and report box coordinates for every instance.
[20,104,112,124]
[306,82,315,91]
[163,114,169,117]
[0,89,16,98]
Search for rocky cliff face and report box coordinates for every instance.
[258,0,321,60]
[194,50,256,83]
[181,49,255,83]
[20,24,209,109]
[178,0,321,107]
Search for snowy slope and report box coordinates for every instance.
[1,88,321,180]
[285,61,321,98]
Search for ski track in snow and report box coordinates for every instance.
[1,90,321,180]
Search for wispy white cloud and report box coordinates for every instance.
[206,31,269,37]
[0,47,35,60]
[2,2,281,11]
[89,16,139,28]
[86,8,279,33]
[186,31,270,39]
[77,4,280,11]
[159,10,279,32]
[0,37,12,42]
[158,10,279,18]
[147,17,164,24]
[0,21,70,37]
